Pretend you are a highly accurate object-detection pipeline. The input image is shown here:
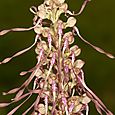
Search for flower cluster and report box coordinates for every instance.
[0,0,114,115]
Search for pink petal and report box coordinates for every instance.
[74,26,115,59]
[77,70,113,115]
[20,71,28,76]
[0,103,10,107]
[0,34,39,64]
[7,94,32,115]
[20,66,36,76]
[7,105,21,115]
[14,93,30,102]
[13,88,25,101]
[95,101,103,115]
[0,58,11,64]
[0,30,10,36]
[0,26,34,36]
[30,89,41,94]
[76,0,90,15]
[2,87,20,95]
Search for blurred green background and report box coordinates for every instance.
[0,0,114,114]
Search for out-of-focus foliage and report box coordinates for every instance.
[0,0,114,114]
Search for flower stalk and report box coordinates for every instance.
[0,0,114,114]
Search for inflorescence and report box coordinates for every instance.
[0,0,114,114]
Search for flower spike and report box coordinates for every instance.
[0,0,114,114]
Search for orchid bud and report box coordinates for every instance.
[42,27,50,37]
[73,104,82,113]
[81,94,91,104]
[36,69,43,77]
[37,4,48,19]
[63,32,74,44]
[59,3,68,11]
[70,45,81,57]
[74,59,85,69]
[53,0,65,5]
[38,104,45,114]
[34,26,43,34]
[56,3,68,20]
[65,17,77,28]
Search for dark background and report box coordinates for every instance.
[0,0,115,114]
